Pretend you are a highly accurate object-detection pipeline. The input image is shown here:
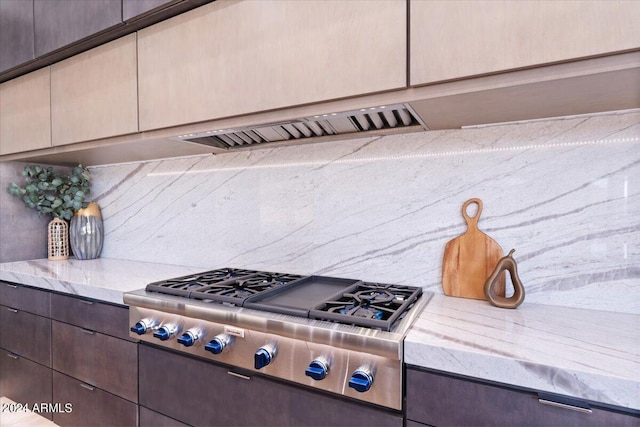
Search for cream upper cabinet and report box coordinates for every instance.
[0,67,52,155]
[51,33,138,146]
[137,0,406,132]
[410,0,640,86]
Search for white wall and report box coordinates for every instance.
[89,111,640,314]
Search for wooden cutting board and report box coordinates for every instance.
[442,198,505,300]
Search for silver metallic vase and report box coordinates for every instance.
[69,202,104,260]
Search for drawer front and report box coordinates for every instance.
[52,320,138,403]
[53,371,138,427]
[0,306,51,366]
[0,350,53,420]
[51,292,130,340]
[406,367,640,427]
[140,406,189,427]
[0,282,50,317]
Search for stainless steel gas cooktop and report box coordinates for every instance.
[124,268,429,410]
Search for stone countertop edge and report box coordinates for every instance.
[0,258,204,305]
[404,293,640,411]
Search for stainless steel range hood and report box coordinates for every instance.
[172,103,428,150]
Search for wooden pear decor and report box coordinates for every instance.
[484,249,525,309]
[442,198,505,300]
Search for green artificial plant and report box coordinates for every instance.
[7,164,91,221]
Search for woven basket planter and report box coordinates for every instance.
[48,217,69,261]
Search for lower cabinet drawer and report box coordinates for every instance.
[140,406,189,427]
[0,282,50,317]
[0,305,51,366]
[53,371,138,427]
[51,292,130,340]
[0,350,53,420]
[52,320,138,402]
[406,367,640,427]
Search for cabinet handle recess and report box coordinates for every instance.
[80,300,94,305]
[80,328,95,335]
[7,308,19,313]
[538,398,592,414]
[80,383,95,391]
[6,284,18,288]
[227,371,251,380]
[6,353,19,360]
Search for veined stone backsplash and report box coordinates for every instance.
[90,111,640,314]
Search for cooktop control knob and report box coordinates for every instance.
[254,344,277,370]
[130,318,157,335]
[305,358,330,381]
[177,328,202,347]
[205,334,233,355]
[349,368,374,393]
[153,323,179,341]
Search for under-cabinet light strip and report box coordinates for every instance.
[460,108,640,128]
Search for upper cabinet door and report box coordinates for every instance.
[410,0,640,86]
[137,0,407,132]
[0,67,51,155]
[51,34,138,146]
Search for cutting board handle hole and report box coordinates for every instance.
[462,198,483,223]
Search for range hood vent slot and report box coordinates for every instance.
[174,104,426,150]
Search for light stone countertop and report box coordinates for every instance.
[405,293,640,411]
[2,258,638,411]
[0,258,204,305]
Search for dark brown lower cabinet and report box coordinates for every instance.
[51,293,132,341]
[0,292,53,421]
[52,371,137,427]
[406,367,640,427]
[139,344,402,427]
[52,320,138,402]
[0,306,51,367]
[0,282,51,318]
[0,350,53,420]
[0,285,139,426]
[140,406,189,427]
[49,294,138,426]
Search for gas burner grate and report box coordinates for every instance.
[310,283,422,331]
[147,268,305,305]
[190,272,304,304]
[145,268,260,298]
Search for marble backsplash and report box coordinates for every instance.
[89,111,639,314]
